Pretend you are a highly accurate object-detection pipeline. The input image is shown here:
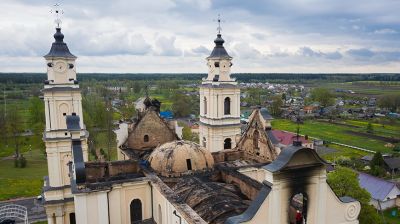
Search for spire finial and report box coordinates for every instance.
[145,83,149,98]
[213,14,225,34]
[293,112,303,146]
[50,3,64,28]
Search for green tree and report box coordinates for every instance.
[6,105,23,158]
[269,95,283,116]
[29,97,45,130]
[369,152,386,177]
[378,93,400,112]
[180,122,199,143]
[119,101,136,120]
[310,88,334,107]
[327,167,382,224]
[171,92,192,117]
[247,88,262,106]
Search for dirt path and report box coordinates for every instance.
[345,130,399,143]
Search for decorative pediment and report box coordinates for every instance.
[263,146,327,172]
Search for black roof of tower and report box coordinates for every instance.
[44,28,76,59]
[207,34,232,59]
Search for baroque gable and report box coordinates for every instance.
[236,109,279,163]
[125,108,178,151]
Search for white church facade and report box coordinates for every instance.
[41,22,361,224]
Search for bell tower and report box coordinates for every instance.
[42,16,88,223]
[199,20,241,153]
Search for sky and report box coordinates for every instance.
[0,0,399,73]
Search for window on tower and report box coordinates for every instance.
[144,135,149,142]
[224,97,231,115]
[204,97,207,115]
[224,138,232,149]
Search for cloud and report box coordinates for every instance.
[232,42,264,59]
[346,48,375,58]
[72,31,152,56]
[374,28,397,34]
[297,47,342,60]
[185,45,210,56]
[346,48,400,62]
[1,0,400,72]
[155,36,182,56]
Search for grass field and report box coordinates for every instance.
[0,149,47,201]
[344,119,400,139]
[312,81,400,96]
[319,144,370,162]
[271,119,396,153]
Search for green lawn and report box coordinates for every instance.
[0,134,44,158]
[314,82,400,96]
[0,149,47,200]
[320,144,370,162]
[271,119,394,153]
[344,119,400,139]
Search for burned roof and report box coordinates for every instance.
[171,177,250,224]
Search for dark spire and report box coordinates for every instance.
[44,28,76,59]
[208,14,231,59]
[208,34,231,59]
[293,113,303,147]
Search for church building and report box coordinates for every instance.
[41,21,361,224]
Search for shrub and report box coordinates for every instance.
[19,156,27,168]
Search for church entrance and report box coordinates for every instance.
[289,192,307,224]
[130,199,143,224]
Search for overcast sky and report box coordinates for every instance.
[1,0,399,73]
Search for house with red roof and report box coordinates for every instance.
[269,130,314,149]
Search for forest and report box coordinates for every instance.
[1,72,400,84]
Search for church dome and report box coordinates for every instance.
[148,140,214,177]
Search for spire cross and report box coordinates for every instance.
[144,83,149,98]
[296,113,301,141]
[213,14,225,34]
[50,3,64,28]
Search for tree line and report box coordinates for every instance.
[1,73,399,84]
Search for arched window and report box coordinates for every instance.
[130,199,143,224]
[144,135,149,142]
[204,97,207,115]
[69,213,76,224]
[224,97,231,115]
[158,204,162,224]
[253,130,260,149]
[289,193,308,224]
[224,138,232,149]
[203,137,207,147]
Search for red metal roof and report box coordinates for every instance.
[271,130,310,145]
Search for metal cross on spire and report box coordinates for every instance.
[144,83,149,98]
[213,14,225,34]
[50,3,64,28]
[295,111,301,142]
